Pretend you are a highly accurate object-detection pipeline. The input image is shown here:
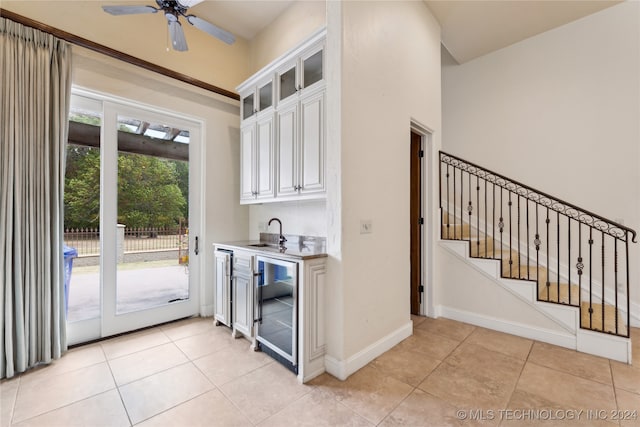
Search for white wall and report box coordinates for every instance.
[441,1,640,309]
[329,1,442,365]
[71,47,249,315]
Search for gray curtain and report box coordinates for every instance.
[1,18,72,379]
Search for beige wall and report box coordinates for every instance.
[1,1,251,94]
[441,1,640,313]
[248,1,326,75]
[71,46,248,315]
[330,0,442,362]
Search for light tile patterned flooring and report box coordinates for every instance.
[1,316,639,426]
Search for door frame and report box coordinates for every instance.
[67,87,203,343]
[410,121,435,317]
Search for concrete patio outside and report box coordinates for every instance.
[66,259,189,323]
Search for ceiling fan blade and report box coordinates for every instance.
[102,5,158,15]
[177,0,205,8]
[186,15,235,45]
[169,20,188,51]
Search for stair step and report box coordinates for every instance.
[501,262,548,282]
[580,302,627,336]
[440,211,631,341]
[441,223,471,239]
[538,282,580,306]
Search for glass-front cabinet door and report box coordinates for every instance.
[258,80,273,112]
[277,45,324,104]
[302,49,323,89]
[242,92,255,120]
[255,256,298,367]
[279,66,297,102]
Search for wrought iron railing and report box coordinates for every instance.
[439,151,637,338]
[64,226,186,256]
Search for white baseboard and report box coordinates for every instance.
[577,329,631,364]
[200,304,214,317]
[324,321,412,381]
[437,305,576,350]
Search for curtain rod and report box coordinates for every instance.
[0,8,240,101]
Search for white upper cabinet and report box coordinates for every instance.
[240,113,275,203]
[239,72,276,204]
[241,76,274,122]
[237,28,326,204]
[278,45,324,104]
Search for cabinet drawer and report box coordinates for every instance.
[234,254,253,271]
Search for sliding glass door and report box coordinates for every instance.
[65,91,201,344]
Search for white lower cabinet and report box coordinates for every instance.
[297,257,327,382]
[213,249,231,327]
[232,250,254,339]
[213,244,326,383]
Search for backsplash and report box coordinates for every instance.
[249,200,327,239]
[259,233,326,254]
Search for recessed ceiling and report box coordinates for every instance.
[425,0,622,64]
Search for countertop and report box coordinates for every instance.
[214,239,327,261]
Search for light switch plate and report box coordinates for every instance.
[360,220,372,234]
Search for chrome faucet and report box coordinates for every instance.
[268,218,287,245]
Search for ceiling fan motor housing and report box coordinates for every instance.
[156,0,189,16]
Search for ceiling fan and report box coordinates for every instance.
[102,0,235,52]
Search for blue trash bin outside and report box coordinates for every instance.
[63,246,78,314]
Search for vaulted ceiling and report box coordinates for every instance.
[424,0,621,64]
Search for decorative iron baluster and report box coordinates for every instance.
[460,168,464,240]
[614,239,618,335]
[557,211,560,303]
[484,180,488,257]
[625,233,630,337]
[446,164,450,239]
[508,193,513,278]
[601,231,605,332]
[453,166,457,239]
[517,195,521,279]
[577,224,583,314]
[499,188,504,263]
[534,204,541,297]
[468,171,472,243]
[546,209,550,300]
[588,228,594,329]
[568,218,571,305]
[492,183,496,259]
[526,199,530,280]
[476,177,480,256]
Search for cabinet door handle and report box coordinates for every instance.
[194,236,199,255]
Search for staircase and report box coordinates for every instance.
[438,151,637,362]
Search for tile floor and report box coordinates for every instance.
[1,316,639,426]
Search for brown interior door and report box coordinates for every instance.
[410,131,422,315]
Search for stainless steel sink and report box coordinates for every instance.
[248,243,272,247]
